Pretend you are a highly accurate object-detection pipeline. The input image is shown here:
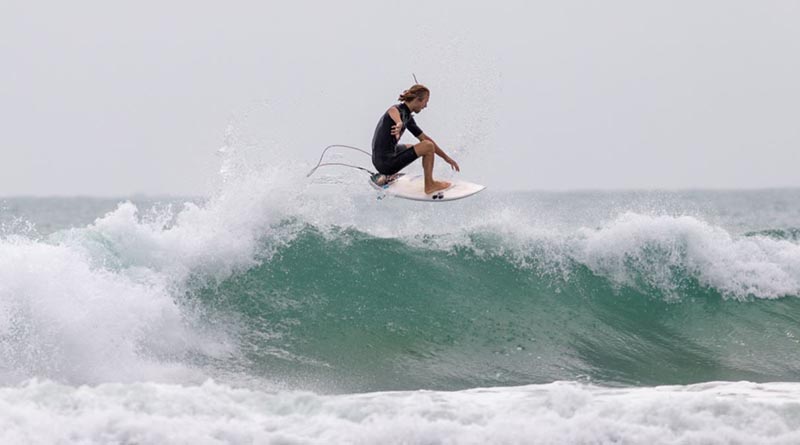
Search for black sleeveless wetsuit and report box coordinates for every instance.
[371,103,422,175]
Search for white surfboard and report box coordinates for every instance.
[370,174,485,201]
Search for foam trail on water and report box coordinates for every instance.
[1,380,798,445]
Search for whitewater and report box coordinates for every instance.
[3,161,800,443]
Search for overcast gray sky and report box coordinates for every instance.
[2,0,799,196]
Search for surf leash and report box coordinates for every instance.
[306,144,375,177]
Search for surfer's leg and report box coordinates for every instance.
[413,141,450,194]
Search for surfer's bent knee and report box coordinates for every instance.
[413,140,434,156]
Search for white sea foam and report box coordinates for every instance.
[0,166,303,384]
[0,236,227,385]
[573,212,800,300]
[1,380,798,445]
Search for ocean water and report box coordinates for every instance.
[3,169,800,443]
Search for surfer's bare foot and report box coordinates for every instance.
[425,180,451,194]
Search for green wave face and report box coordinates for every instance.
[194,226,800,393]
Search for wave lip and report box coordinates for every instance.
[2,380,799,445]
[572,212,800,300]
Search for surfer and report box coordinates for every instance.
[371,84,460,194]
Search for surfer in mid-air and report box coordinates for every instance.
[371,84,460,194]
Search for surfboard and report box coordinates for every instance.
[369,173,485,201]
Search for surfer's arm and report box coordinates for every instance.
[387,107,403,140]
[418,133,460,172]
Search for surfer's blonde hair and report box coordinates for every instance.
[398,84,430,102]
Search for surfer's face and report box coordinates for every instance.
[410,94,429,113]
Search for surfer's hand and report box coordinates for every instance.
[391,121,403,140]
[446,157,460,172]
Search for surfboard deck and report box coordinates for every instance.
[370,173,485,201]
